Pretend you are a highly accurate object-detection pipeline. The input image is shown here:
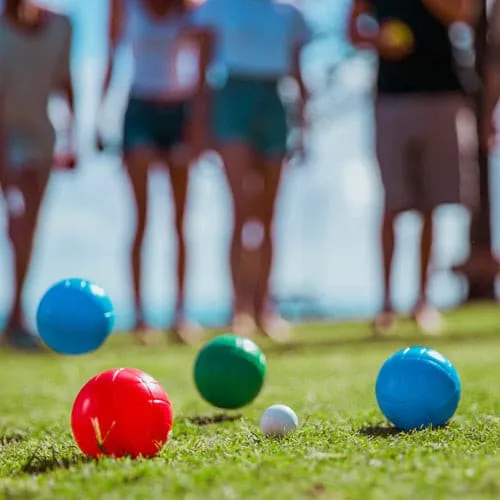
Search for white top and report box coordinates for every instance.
[192,0,312,79]
[125,0,199,100]
[0,12,71,167]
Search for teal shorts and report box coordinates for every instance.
[211,77,288,158]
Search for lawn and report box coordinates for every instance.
[1,304,500,499]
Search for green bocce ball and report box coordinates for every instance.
[194,334,267,409]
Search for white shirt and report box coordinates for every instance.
[125,0,199,99]
[192,0,312,79]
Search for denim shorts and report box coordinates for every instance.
[123,97,188,153]
[211,77,288,158]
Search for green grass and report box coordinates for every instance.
[2,303,500,499]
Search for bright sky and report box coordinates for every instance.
[64,0,109,59]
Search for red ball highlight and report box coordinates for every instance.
[71,368,173,459]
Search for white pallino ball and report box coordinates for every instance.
[260,404,299,437]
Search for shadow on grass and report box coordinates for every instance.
[185,413,242,426]
[267,329,500,355]
[306,483,327,498]
[20,446,92,475]
[359,425,404,438]
[359,422,450,438]
[0,430,28,447]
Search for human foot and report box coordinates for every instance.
[412,302,443,336]
[372,310,397,337]
[169,318,204,345]
[231,312,257,338]
[257,313,292,343]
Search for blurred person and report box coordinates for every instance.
[348,0,479,335]
[101,0,205,345]
[484,0,500,149]
[0,0,74,350]
[191,0,312,341]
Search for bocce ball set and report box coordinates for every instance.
[35,277,462,459]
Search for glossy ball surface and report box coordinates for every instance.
[71,368,173,458]
[194,334,267,409]
[37,278,114,355]
[260,404,299,437]
[375,346,461,431]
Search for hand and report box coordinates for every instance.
[95,131,106,152]
[482,117,498,151]
[54,151,77,170]
[93,103,108,152]
[54,118,78,170]
[288,133,306,167]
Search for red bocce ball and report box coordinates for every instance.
[71,368,173,458]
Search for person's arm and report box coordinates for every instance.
[421,0,477,26]
[292,46,309,112]
[101,0,125,104]
[289,6,312,138]
[185,3,215,95]
[483,0,500,148]
[483,68,500,148]
[57,15,74,116]
[54,14,77,168]
[289,44,309,161]
[97,0,125,149]
[188,27,214,94]
[290,6,312,97]
[183,26,215,157]
[182,4,216,156]
[0,95,5,182]
[348,0,377,48]
[348,0,415,60]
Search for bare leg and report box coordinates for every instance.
[163,152,202,344]
[418,212,433,302]
[218,142,259,336]
[373,211,398,335]
[165,156,189,324]
[413,211,443,334]
[381,211,397,311]
[255,158,291,342]
[3,168,49,348]
[124,148,156,343]
[254,156,286,339]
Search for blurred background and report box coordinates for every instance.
[1,0,497,330]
